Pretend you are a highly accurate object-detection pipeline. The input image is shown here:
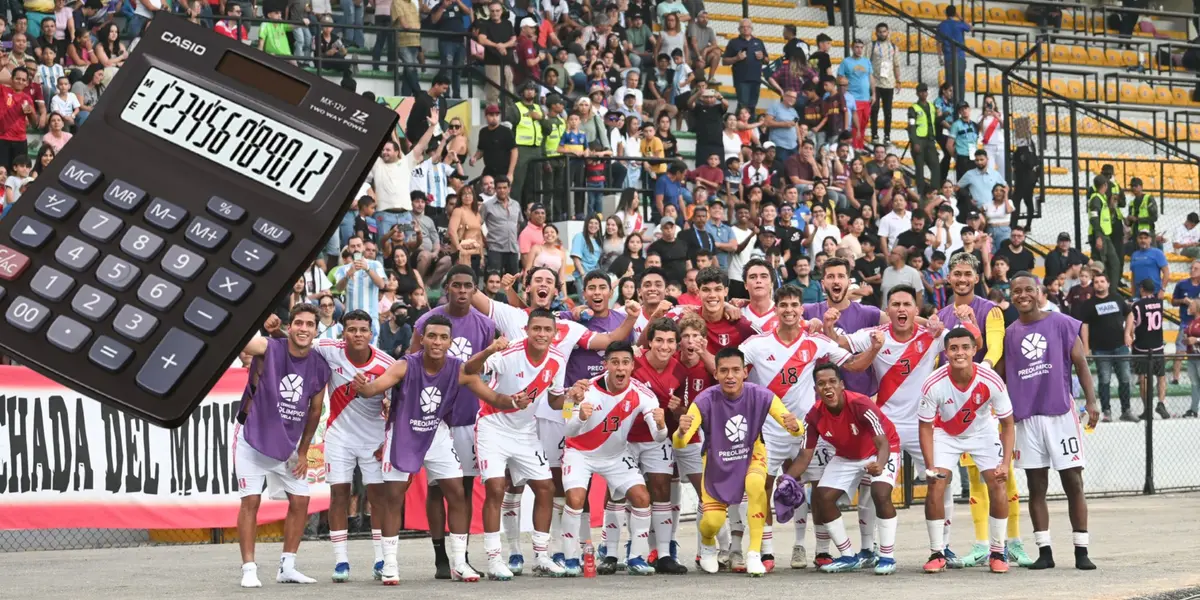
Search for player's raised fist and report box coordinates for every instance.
[865,461,883,476]
[926,314,945,337]
[652,407,666,429]
[870,329,886,348]
[667,395,683,413]
[263,313,283,334]
[677,414,693,434]
[954,304,976,324]
[624,300,642,317]
[500,272,518,289]
[651,300,673,319]
[568,379,590,401]
[783,412,801,434]
[578,401,594,420]
[823,307,841,329]
[512,392,532,410]
[489,335,510,353]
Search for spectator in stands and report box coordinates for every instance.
[70,63,103,127]
[995,226,1035,276]
[876,193,912,254]
[956,149,1004,209]
[471,103,515,181]
[722,18,766,113]
[1131,278,1171,420]
[880,245,924,306]
[481,176,520,275]
[1182,297,1200,419]
[316,16,354,79]
[936,5,971,105]
[477,0,515,104]
[1172,212,1200,258]
[983,183,1013,251]
[946,102,979,181]
[907,83,939,194]
[689,85,727,166]
[687,11,721,81]
[869,23,901,146]
[214,3,250,40]
[511,83,544,203]
[1064,263,1097,319]
[0,66,35,169]
[1044,231,1088,283]
[1090,176,1123,289]
[1009,141,1041,231]
[430,0,471,98]
[1080,270,1134,422]
[838,39,872,150]
[1130,230,1169,294]
[1124,177,1159,245]
[406,75,449,147]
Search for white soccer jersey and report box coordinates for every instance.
[314,339,393,448]
[565,377,662,459]
[481,340,567,434]
[740,331,851,438]
[633,306,686,342]
[918,364,1013,438]
[847,325,945,428]
[490,301,594,422]
[744,302,779,334]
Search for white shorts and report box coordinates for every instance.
[765,434,801,477]
[893,424,927,474]
[1016,412,1087,471]
[675,443,703,476]
[932,431,1003,473]
[817,452,900,495]
[631,440,674,475]
[803,438,836,484]
[475,420,552,484]
[451,425,479,477]
[324,439,384,486]
[382,423,463,483]
[562,448,645,498]
[234,426,309,499]
[537,418,566,468]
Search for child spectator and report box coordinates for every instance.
[49,76,79,126]
[923,250,948,309]
[5,155,32,205]
[724,155,743,202]
[257,8,294,62]
[584,141,611,216]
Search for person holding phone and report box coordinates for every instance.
[722,19,767,113]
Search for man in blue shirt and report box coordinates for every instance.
[956,150,1006,209]
[947,102,978,181]
[708,200,736,271]
[722,19,768,113]
[936,5,971,105]
[655,161,687,217]
[765,90,801,165]
[837,39,873,150]
[1171,260,1200,385]
[1130,230,1170,293]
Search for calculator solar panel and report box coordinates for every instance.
[0,15,397,427]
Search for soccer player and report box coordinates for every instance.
[938,252,1028,567]
[236,304,330,588]
[675,348,804,576]
[354,316,515,584]
[411,265,497,578]
[1005,272,1100,570]
[676,314,721,564]
[632,267,677,341]
[742,259,779,333]
[559,342,668,576]
[917,327,1015,574]
[785,360,904,575]
[741,284,873,571]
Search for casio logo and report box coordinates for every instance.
[161,32,207,55]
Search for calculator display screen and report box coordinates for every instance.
[120,67,343,203]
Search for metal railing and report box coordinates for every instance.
[527,154,680,221]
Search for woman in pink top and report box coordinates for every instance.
[66,28,95,68]
[41,113,73,153]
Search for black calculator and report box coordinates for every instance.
[0,15,397,427]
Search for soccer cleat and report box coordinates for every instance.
[647,549,659,563]
[381,558,400,586]
[989,552,1009,573]
[670,540,680,560]
[761,553,775,572]
[533,555,567,577]
[1029,546,1055,570]
[552,552,566,568]
[452,562,482,582]
[960,542,988,568]
[627,556,656,575]
[561,558,583,577]
[855,549,878,569]
[1006,539,1034,567]
[487,558,514,581]
[717,549,731,570]
[373,561,384,581]
[874,557,897,575]
[820,555,861,573]
[435,559,451,580]
[277,567,317,584]
[655,556,689,574]
[332,562,351,582]
[729,550,746,572]
[1075,547,1096,570]
[791,546,807,568]
[924,552,948,573]
[598,556,619,575]
[507,553,525,576]
[240,566,263,588]
[698,543,720,574]
[745,551,767,577]
[944,547,962,568]
[813,552,834,568]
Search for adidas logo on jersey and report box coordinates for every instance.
[882,348,892,355]
[767,355,776,361]
[517,372,525,378]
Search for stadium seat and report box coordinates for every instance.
[983,39,1001,58]
[1081,117,1099,134]
[901,1,919,17]
[1051,44,1069,63]
[1104,81,1118,102]
[1121,50,1140,67]
[1050,79,1068,97]
[1069,46,1088,65]
[1007,8,1025,23]
[1001,40,1017,59]
[1136,120,1153,135]
[1044,114,1058,132]
[1085,80,1098,101]
[918,1,937,19]
[1066,80,1084,100]
[965,38,983,53]
[987,7,1006,22]
[989,76,1003,94]
[1086,47,1106,67]
[1136,84,1154,104]
[1155,87,1172,106]
[921,36,939,52]
[1104,48,1123,68]
[1173,87,1191,106]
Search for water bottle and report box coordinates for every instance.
[1079,404,1095,434]
[583,540,597,577]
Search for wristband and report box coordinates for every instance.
[550,386,566,396]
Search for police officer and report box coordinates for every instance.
[511,82,545,205]
[1126,177,1159,247]
[907,82,940,194]
[540,94,568,210]
[1089,175,1122,288]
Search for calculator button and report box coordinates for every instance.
[96,255,141,291]
[33,188,79,221]
[208,267,252,303]
[119,226,165,262]
[78,207,124,243]
[137,328,206,396]
[206,197,246,223]
[58,160,103,193]
[231,239,276,274]
[160,245,206,281]
[71,285,116,321]
[184,297,229,333]
[0,244,31,280]
[55,236,100,272]
[112,304,159,342]
[144,198,188,232]
[88,336,133,372]
[46,315,92,353]
[6,296,51,332]
[252,218,292,246]
[10,216,54,250]
[137,274,182,311]
[102,179,147,212]
[30,266,75,302]
[185,217,229,251]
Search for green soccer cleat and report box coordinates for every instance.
[958,543,989,568]
[1006,539,1034,567]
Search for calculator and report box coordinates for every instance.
[0,15,397,427]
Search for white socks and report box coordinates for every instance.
[629,506,652,560]
[926,519,945,553]
[449,533,469,567]
[762,524,774,555]
[602,499,625,553]
[988,517,1006,554]
[550,496,565,553]
[814,523,831,555]
[670,478,683,543]
[372,529,383,563]
[280,552,297,571]
[857,484,876,552]
[330,529,349,564]
[530,530,551,559]
[1034,530,1052,548]
[793,497,809,549]
[652,502,673,557]
[717,519,731,550]
[823,517,854,556]
[502,492,522,556]
[382,536,399,562]
[1073,531,1089,549]
[483,531,503,562]
[560,506,583,560]
[877,516,897,559]
[943,484,955,549]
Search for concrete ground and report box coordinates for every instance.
[3,493,1199,599]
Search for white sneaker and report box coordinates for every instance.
[381,557,400,586]
[698,543,720,574]
[277,567,317,584]
[487,558,514,581]
[533,554,566,577]
[745,551,766,577]
[452,562,481,582]
[791,546,807,569]
[241,566,262,588]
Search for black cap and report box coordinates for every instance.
[1057,232,1072,242]
[916,82,928,93]
[530,203,546,212]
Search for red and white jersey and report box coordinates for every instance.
[740,330,852,435]
[314,339,394,448]
[481,340,567,434]
[744,302,779,334]
[918,364,1012,438]
[566,376,662,459]
[490,300,594,422]
[846,325,945,428]
[633,306,687,342]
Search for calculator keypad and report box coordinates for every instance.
[113,304,159,342]
[137,274,182,311]
[206,197,245,223]
[71,285,116,322]
[88,336,133,372]
[33,188,79,221]
[252,218,292,246]
[184,297,228,333]
[96,255,140,291]
[208,267,252,303]
[55,236,99,272]
[161,245,206,281]
[119,226,165,262]
[11,216,54,249]
[137,328,206,396]
[58,160,103,192]
[6,295,51,332]
[145,198,188,232]
[231,239,276,274]
[102,179,147,212]
[185,217,229,250]
[47,315,92,353]
[0,244,31,280]
[30,266,75,302]
[79,207,123,242]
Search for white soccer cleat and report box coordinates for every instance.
[381,558,400,586]
[533,554,567,577]
[698,543,720,574]
[452,562,481,582]
[277,567,317,584]
[487,558,514,581]
[791,546,807,569]
[240,566,262,588]
[745,551,767,577]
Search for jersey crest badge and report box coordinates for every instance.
[718,333,730,345]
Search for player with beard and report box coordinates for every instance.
[559,342,669,576]
[741,259,780,333]
[804,257,888,398]
[1005,273,1099,571]
[675,348,804,576]
[354,316,516,584]
[236,304,330,588]
[937,252,1030,568]
[741,284,875,571]
[471,267,640,573]
[411,264,497,578]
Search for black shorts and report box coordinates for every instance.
[1132,352,1166,376]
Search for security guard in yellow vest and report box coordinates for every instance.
[1089,175,1122,288]
[511,83,545,205]
[907,83,941,194]
[539,94,568,209]
[1125,177,1158,240]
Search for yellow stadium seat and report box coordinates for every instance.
[1001,40,1017,59]
[1174,123,1188,141]
[1007,8,1025,22]
[1085,80,1098,101]
[1136,120,1152,135]
[987,7,1006,22]
[989,76,1003,94]
[965,38,983,53]
[1122,50,1140,67]
[1156,121,1168,138]
[1069,46,1088,65]
[1104,81,1118,102]
[1104,48,1123,67]
[1051,44,1069,63]
[983,39,1001,58]
[1155,87,1173,106]
[1081,117,1099,134]
[1050,79,1068,96]
[1045,114,1058,132]
[893,34,908,51]
[1173,87,1191,106]
[922,36,940,53]
[1136,84,1154,104]
[1067,80,1084,100]
[918,1,937,19]
[901,0,919,17]
[935,3,950,15]
[1087,47,1105,66]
